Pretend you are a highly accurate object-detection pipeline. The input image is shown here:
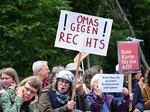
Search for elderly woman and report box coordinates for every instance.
[85,74,130,112]
[1,76,41,112]
[39,70,86,112]
[39,70,75,112]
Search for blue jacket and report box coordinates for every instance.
[85,92,130,112]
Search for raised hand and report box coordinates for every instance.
[75,78,84,95]
[0,89,5,96]
[133,108,141,112]
[122,87,129,96]
[16,86,24,98]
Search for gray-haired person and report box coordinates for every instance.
[32,61,50,88]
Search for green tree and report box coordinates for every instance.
[0,0,149,77]
[0,0,72,78]
[70,0,149,73]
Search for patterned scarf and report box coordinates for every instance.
[56,91,70,105]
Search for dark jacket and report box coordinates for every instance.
[39,85,86,112]
[113,78,144,112]
[39,86,70,112]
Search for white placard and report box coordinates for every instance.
[98,74,124,92]
[55,10,113,56]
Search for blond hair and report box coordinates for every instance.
[1,67,19,84]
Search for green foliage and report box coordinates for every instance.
[70,0,101,16]
[71,0,150,73]
[0,0,72,77]
[118,0,150,66]
[0,0,149,77]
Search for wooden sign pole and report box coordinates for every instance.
[71,52,82,100]
[128,73,132,111]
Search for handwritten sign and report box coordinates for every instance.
[118,41,140,72]
[98,74,124,93]
[55,10,113,56]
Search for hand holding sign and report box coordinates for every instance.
[55,10,113,101]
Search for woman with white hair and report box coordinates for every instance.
[85,74,130,112]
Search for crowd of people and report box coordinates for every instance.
[0,60,150,112]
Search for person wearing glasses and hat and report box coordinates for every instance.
[39,70,86,112]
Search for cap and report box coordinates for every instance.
[66,63,82,72]
[55,70,74,83]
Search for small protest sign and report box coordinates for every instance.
[98,74,124,93]
[118,41,140,72]
[55,10,113,56]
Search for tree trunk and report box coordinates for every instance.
[114,0,149,73]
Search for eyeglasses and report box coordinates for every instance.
[24,86,37,94]
[58,79,70,86]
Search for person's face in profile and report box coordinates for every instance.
[39,63,50,80]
